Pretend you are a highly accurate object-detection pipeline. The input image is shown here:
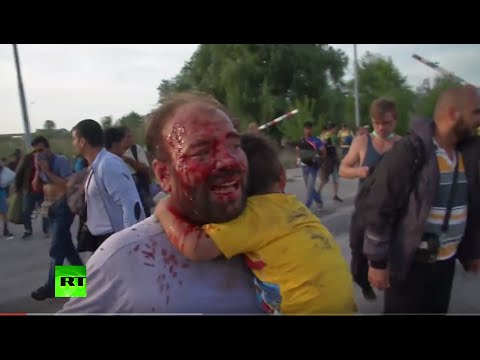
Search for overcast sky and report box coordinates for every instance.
[1,44,479,135]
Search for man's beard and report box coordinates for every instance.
[453,116,474,142]
[170,168,248,226]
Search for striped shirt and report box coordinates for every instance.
[423,140,468,261]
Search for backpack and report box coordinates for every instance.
[349,133,426,285]
[298,138,322,168]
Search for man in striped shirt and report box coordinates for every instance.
[424,138,468,261]
[362,85,480,313]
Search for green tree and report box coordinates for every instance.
[414,76,463,118]
[100,116,113,129]
[280,97,324,141]
[43,120,56,130]
[157,44,349,134]
[116,111,143,129]
[346,52,416,135]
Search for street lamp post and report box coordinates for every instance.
[12,44,32,152]
[353,44,361,128]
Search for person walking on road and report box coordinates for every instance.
[363,85,480,314]
[72,120,144,254]
[14,138,51,239]
[318,122,343,203]
[296,122,326,210]
[30,136,82,301]
[340,98,401,301]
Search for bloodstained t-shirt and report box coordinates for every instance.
[58,215,261,314]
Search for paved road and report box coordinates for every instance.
[1,168,479,314]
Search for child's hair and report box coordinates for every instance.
[241,133,282,196]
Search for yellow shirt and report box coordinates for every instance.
[203,194,356,314]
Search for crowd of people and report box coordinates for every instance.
[0,123,157,300]
[295,85,480,313]
[0,84,479,314]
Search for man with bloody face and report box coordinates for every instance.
[153,101,248,226]
[59,92,259,314]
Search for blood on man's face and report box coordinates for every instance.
[154,103,248,225]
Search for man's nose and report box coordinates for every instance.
[214,147,239,169]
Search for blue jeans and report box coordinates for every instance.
[23,191,49,234]
[44,199,83,292]
[302,165,322,209]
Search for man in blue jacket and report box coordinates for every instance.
[71,119,144,254]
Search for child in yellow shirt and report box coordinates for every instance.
[156,134,356,314]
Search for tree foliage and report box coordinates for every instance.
[346,52,416,135]
[157,44,349,139]
[116,111,143,129]
[413,76,463,118]
[157,45,467,140]
[280,97,325,141]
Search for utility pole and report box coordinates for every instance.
[353,44,361,128]
[12,44,32,152]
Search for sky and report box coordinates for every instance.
[1,44,479,135]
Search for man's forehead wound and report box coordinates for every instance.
[167,105,229,135]
[164,104,230,158]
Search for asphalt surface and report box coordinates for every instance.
[0,167,479,314]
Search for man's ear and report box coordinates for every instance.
[152,159,172,193]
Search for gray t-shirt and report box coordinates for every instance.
[58,216,261,314]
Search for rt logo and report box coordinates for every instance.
[55,266,87,298]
